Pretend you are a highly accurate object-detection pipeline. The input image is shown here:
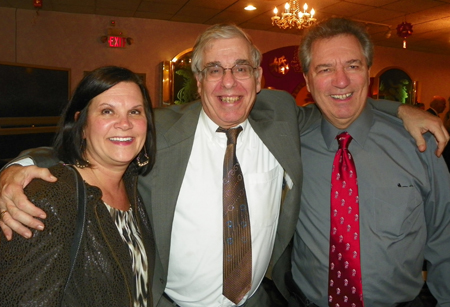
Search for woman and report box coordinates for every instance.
[0,66,156,306]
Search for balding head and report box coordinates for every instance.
[430,96,446,114]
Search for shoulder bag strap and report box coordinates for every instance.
[64,164,87,293]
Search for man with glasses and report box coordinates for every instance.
[146,24,313,306]
[0,24,448,307]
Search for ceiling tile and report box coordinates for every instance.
[1,0,449,54]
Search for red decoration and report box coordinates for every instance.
[33,0,42,8]
[396,22,413,48]
[396,22,413,39]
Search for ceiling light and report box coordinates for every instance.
[245,5,256,11]
[385,28,392,39]
[271,1,316,30]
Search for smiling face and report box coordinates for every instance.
[83,81,147,169]
[304,34,370,129]
[196,37,262,129]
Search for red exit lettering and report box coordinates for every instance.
[108,36,126,48]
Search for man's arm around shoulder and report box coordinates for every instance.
[0,147,59,240]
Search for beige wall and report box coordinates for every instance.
[372,47,450,119]
[1,7,449,118]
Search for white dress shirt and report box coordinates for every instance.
[165,110,283,307]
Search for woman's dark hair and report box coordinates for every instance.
[53,66,156,175]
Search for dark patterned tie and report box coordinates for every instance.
[328,132,364,307]
[217,126,252,304]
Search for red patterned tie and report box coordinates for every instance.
[328,132,364,307]
[217,126,252,304]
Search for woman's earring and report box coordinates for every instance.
[137,147,150,167]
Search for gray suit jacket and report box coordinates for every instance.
[140,89,320,306]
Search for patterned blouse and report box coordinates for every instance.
[105,204,149,307]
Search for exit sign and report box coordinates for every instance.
[108,36,126,48]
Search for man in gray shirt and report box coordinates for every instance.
[284,17,450,306]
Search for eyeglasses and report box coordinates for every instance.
[201,64,256,81]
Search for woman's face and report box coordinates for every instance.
[83,81,147,169]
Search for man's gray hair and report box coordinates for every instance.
[191,24,262,79]
[299,18,374,73]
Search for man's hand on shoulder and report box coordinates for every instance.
[398,104,449,156]
[0,165,57,240]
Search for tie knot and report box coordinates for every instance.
[337,132,352,149]
[217,126,243,145]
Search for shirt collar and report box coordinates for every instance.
[321,102,373,151]
[199,108,249,144]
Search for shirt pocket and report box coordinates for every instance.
[244,165,283,228]
[371,187,423,241]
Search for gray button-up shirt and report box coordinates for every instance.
[292,99,450,306]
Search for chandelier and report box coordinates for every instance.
[271,1,316,30]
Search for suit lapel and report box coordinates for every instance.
[151,104,202,274]
[249,107,302,188]
[249,96,303,269]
